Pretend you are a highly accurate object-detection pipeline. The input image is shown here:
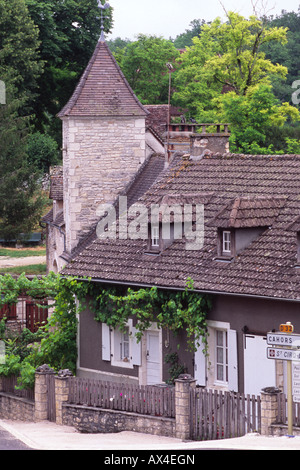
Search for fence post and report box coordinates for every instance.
[35,364,55,422]
[261,386,281,435]
[55,369,73,425]
[175,373,196,440]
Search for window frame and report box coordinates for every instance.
[216,228,235,260]
[111,320,134,369]
[215,329,228,386]
[222,230,232,254]
[151,224,160,248]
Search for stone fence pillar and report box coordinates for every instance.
[261,386,281,435]
[55,369,73,425]
[35,364,55,422]
[175,374,196,440]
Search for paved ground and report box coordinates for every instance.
[1,419,300,451]
[0,255,46,269]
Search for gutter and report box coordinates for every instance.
[65,276,300,304]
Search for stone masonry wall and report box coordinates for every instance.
[0,393,35,421]
[62,404,175,437]
[63,116,146,252]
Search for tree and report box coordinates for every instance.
[172,19,206,49]
[219,83,300,153]
[173,11,289,118]
[27,131,60,173]
[25,0,114,140]
[262,9,300,104]
[0,0,43,114]
[119,35,180,104]
[0,85,46,240]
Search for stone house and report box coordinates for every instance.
[44,34,300,398]
[61,150,300,396]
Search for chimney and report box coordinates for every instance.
[190,124,230,159]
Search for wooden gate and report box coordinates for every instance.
[190,388,261,441]
[46,373,56,422]
[26,299,48,333]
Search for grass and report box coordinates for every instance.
[0,264,47,275]
[0,247,46,258]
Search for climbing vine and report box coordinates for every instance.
[88,277,212,353]
[0,273,212,388]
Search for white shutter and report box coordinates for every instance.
[228,329,238,392]
[102,323,111,361]
[194,339,206,386]
[131,326,142,366]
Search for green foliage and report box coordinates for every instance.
[0,273,87,387]
[219,83,300,153]
[25,0,113,139]
[118,34,180,104]
[0,0,43,113]
[91,277,211,352]
[0,273,211,388]
[164,352,185,384]
[285,137,300,154]
[26,131,60,173]
[0,85,47,240]
[172,19,206,49]
[173,11,290,120]
[262,10,300,104]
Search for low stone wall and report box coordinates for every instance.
[62,403,175,436]
[0,392,35,421]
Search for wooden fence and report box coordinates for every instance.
[190,388,261,441]
[277,393,300,427]
[68,377,175,419]
[0,375,34,401]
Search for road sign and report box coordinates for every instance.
[267,332,300,347]
[292,363,300,402]
[267,347,300,361]
[280,323,294,333]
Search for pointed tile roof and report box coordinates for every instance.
[58,39,148,118]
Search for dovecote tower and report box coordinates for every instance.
[57,36,148,253]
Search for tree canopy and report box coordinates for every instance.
[117,34,180,105]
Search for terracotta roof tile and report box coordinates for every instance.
[58,40,148,118]
[61,153,300,301]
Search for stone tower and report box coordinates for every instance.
[57,36,148,254]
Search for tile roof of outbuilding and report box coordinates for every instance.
[58,39,148,118]
[61,153,300,301]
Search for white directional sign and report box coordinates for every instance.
[267,332,300,347]
[267,347,300,361]
[293,363,300,402]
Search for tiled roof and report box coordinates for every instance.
[210,196,286,228]
[58,39,148,118]
[61,153,300,301]
[65,152,166,259]
[41,208,64,227]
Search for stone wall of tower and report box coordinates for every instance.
[63,116,146,253]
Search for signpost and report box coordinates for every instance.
[267,322,300,437]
